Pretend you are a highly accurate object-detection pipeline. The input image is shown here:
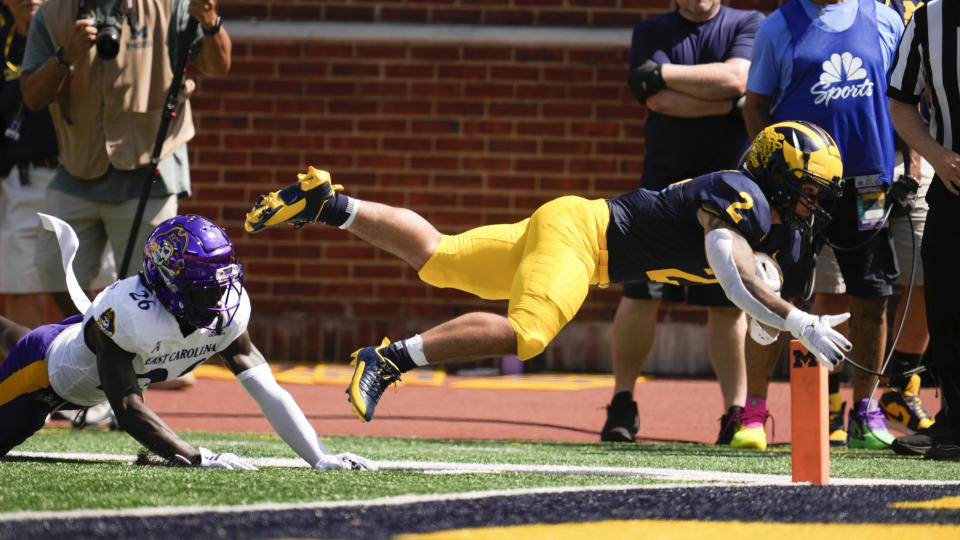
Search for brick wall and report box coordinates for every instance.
[219,0,779,25]
[177,1,779,369]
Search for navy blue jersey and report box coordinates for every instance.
[756,223,814,299]
[631,6,764,189]
[606,171,771,285]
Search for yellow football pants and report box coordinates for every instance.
[418,196,610,360]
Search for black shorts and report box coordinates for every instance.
[622,281,734,307]
[819,179,899,297]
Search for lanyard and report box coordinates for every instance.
[2,12,20,82]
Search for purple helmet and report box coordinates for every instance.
[140,215,244,334]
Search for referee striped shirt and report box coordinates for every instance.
[887,0,960,152]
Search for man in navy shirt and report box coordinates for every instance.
[609,0,765,445]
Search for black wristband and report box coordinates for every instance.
[54,46,72,70]
[627,58,665,105]
[203,16,222,36]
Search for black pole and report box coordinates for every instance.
[118,17,199,278]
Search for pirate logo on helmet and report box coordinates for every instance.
[147,227,189,288]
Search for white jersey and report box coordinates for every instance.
[45,276,251,406]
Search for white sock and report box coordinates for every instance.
[402,334,428,366]
[339,198,360,229]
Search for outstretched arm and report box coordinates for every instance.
[221,332,375,470]
[699,211,851,368]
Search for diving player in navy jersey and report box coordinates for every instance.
[245,120,851,424]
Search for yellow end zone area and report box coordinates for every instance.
[191,365,635,391]
[396,520,960,540]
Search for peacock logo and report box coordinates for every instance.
[810,52,875,107]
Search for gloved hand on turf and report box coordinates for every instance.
[627,58,666,105]
[315,452,378,471]
[784,310,852,370]
[198,447,259,470]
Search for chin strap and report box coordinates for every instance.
[38,213,92,314]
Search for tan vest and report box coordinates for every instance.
[41,0,194,179]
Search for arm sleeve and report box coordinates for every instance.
[704,228,788,331]
[236,363,329,468]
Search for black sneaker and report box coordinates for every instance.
[891,415,959,456]
[600,392,639,442]
[924,443,960,461]
[716,405,744,445]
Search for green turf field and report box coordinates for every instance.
[2,426,959,514]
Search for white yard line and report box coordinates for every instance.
[9,450,960,488]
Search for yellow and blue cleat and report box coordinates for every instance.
[347,338,401,422]
[879,374,935,433]
[828,396,847,446]
[244,166,343,233]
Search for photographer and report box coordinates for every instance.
[18,0,230,318]
[1,0,58,329]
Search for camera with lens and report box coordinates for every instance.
[79,0,125,61]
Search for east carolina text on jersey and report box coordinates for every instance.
[144,343,220,365]
[605,170,772,285]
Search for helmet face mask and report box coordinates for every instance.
[141,215,244,334]
[742,120,844,236]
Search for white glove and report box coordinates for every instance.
[198,447,259,470]
[315,452,378,471]
[784,310,852,369]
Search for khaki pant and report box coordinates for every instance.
[35,190,177,292]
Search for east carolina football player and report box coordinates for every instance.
[245,120,849,424]
[0,215,374,470]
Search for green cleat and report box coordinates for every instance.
[848,398,895,449]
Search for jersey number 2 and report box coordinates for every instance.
[725,192,754,224]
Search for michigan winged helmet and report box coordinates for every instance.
[742,120,844,234]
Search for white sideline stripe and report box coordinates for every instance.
[10,450,960,488]
[9,450,789,483]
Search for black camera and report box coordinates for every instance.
[80,0,124,60]
[94,15,123,60]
